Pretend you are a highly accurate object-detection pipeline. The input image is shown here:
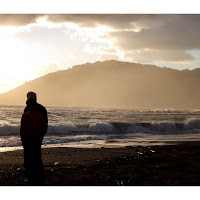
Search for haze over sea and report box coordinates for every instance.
[1,105,200,151]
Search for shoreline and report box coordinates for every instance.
[0,139,187,153]
[0,141,200,186]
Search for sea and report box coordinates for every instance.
[1,105,200,152]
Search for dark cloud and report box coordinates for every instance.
[0,14,168,29]
[106,15,200,62]
[0,14,146,28]
[0,14,44,26]
[45,14,169,30]
[110,15,200,50]
[45,14,141,29]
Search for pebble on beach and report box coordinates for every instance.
[54,161,60,166]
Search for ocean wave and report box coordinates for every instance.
[184,119,200,130]
[1,119,200,136]
[0,125,20,136]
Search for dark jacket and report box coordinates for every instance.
[20,110,47,140]
[24,102,48,126]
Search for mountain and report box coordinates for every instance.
[1,60,200,109]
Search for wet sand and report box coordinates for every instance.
[0,141,200,186]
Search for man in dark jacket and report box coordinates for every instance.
[21,92,48,185]
[24,91,48,127]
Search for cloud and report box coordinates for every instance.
[0,14,165,30]
[98,53,120,61]
[45,14,140,29]
[103,15,200,62]
[123,49,195,63]
[111,15,200,49]
[34,63,60,76]
[0,14,44,26]
[45,14,171,32]
[0,82,9,87]
[45,14,200,63]
[47,14,200,63]
[2,14,200,64]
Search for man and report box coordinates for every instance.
[24,91,48,127]
[20,92,48,184]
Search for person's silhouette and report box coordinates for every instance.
[20,95,47,185]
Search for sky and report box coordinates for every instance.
[1,14,200,93]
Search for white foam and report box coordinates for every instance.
[150,122,177,132]
[0,122,115,136]
[184,118,200,130]
[88,123,114,133]
[1,119,200,137]
[48,123,115,134]
[47,124,83,134]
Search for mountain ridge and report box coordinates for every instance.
[1,60,200,109]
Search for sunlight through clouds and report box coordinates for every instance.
[0,24,62,93]
[1,14,200,93]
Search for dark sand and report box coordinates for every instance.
[0,141,200,186]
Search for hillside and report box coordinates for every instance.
[1,60,200,109]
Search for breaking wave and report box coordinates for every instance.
[1,119,200,136]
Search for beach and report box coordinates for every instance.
[0,141,200,186]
